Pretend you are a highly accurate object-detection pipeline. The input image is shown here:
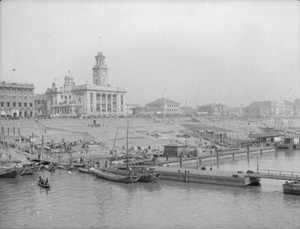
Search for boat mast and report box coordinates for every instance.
[112,128,118,154]
[126,120,129,171]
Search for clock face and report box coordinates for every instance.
[101,69,107,76]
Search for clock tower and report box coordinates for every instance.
[92,52,108,86]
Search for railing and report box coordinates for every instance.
[257,169,300,180]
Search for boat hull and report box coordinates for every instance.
[138,172,162,183]
[78,167,94,174]
[38,181,50,189]
[0,170,17,178]
[283,181,300,195]
[94,169,140,183]
[57,164,73,170]
[116,167,161,182]
[20,166,38,176]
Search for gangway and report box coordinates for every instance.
[246,169,300,181]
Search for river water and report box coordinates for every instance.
[0,149,299,229]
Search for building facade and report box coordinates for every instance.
[243,101,272,117]
[145,98,180,115]
[45,71,77,116]
[243,100,300,117]
[0,82,35,118]
[45,50,127,117]
[34,93,49,117]
[293,99,300,117]
[198,103,228,116]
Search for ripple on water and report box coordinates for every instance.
[1,151,300,229]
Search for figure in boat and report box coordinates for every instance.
[39,176,48,185]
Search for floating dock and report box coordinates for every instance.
[149,167,260,187]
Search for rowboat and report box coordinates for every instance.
[78,167,95,174]
[0,170,17,178]
[94,168,141,183]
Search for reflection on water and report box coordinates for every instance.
[0,151,300,229]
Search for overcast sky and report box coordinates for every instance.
[1,0,299,107]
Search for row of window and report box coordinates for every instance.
[0,102,33,107]
[36,100,46,104]
[61,95,72,100]
[0,89,33,95]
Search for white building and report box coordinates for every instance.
[46,49,127,117]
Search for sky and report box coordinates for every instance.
[0,0,299,107]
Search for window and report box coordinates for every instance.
[7,102,10,107]
[13,102,16,107]
[69,95,71,99]
[30,103,33,107]
[61,95,63,99]
[19,102,21,107]
[24,103,27,107]
[1,102,3,107]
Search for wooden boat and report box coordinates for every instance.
[0,170,17,178]
[117,167,161,183]
[282,180,300,195]
[136,170,161,183]
[78,167,95,174]
[94,168,141,183]
[20,166,36,176]
[38,181,50,188]
[57,164,73,170]
[16,164,43,175]
[72,163,85,168]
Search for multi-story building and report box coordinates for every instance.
[34,93,49,117]
[227,107,244,117]
[284,100,294,117]
[145,98,180,115]
[126,103,141,116]
[293,99,300,117]
[45,71,77,116]
[45,49,127,117]
[271,100,285,117]
[243,101,272,117]
[0,81,35,118]
[198,103,227,117]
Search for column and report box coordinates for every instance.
[93,92,97,115]
[116,93,121,115]
[105,93,108,114]
[110,94,114,114]
[99,93,102,115]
